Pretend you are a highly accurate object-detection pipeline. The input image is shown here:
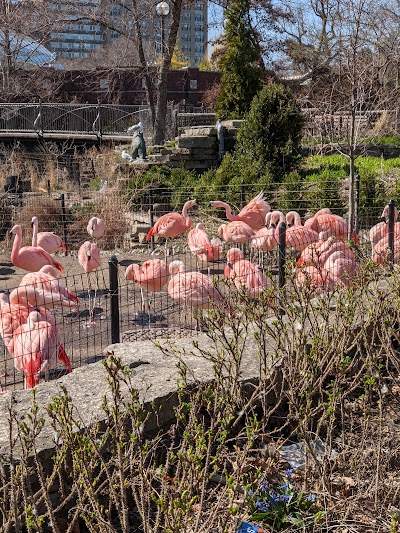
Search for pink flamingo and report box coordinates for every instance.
[285,211,319,253]
[146,199,196,244]
[10,225,64,274]
[9,310,71,389]
[224,248,269,298]
[295,265,333,293]
[78,241,101,273]
[31,216,66,255]
[218,221,255,244]
[209,191,270,231]
[126,258,168,315]
[298,236,355,267]
[370,204,400,252]
[87,217,105,238]
[187,223,222,265]
[324,251,359,287]
[78,241,102,325]
[167,260,223,311]
[304,209,359,243]
[251,213,278,252]
[11,266,79,311]
[373,234,400,264]
[304,208,332,232]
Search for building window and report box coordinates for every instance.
[189,79,198,89]
[181,34,191,41]
[194,14,204,21]
[182,23,191,30]
[194,44,204,53]
[194,35,203,42]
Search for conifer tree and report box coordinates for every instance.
[215,0,263,120]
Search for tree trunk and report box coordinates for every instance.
[131,0,156,127]
[154,0,183,145]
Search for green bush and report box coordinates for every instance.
[235,83,304,182]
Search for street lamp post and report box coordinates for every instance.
[156,1,170,58]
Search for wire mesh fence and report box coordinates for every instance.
[0,184,398,390]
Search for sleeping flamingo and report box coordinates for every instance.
[10,225,63,274]
[167,260,223,313]
[9,310,71,388]
[218,221,255,244]
[31,216,66,255]
[224,248,269,298]
[87,217,105,238]
[209,191,270,231]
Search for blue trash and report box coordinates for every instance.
[237,522,266,532]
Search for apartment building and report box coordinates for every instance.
[48,0,208,67]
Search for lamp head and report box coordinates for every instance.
[156,1,170,16]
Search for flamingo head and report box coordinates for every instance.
[10,225,21,236]
[31,216,38,227]
[169,260,185,276]
[226,247,244,264]
[184,199,197,209]
[209,200,229,209]
[218,224,225,238]
[381,204,399,222]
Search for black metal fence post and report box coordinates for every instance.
[148,190,155,252]
[354,173,360,235]
[60,193,68,256]
[388,199,395,265]
[109,255,120,344]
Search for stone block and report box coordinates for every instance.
[222,119,244,128]
[182,126,217,137]
[177,136,217,149]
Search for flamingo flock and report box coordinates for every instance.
[1,191,396,390]
[1,215,105,389]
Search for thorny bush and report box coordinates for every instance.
[1,263,400,531]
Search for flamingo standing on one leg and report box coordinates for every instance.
[126,259,168,319]
[146,200,196,256]
[10,225,64,274]
[9,310,71,388]
[224,248,269,298]
[209,191,271,231]
[31,216,66,255]
[78,241,102,326]
[251,213,277,252]
[87,217,105,238]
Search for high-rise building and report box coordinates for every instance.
[47,1,208,67]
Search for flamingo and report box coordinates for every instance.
[304,209,358,243]
[9,310,71,389]
[298,236,355,267]
[87,217,105,239]
[146,199,196,243]
[78,241,102,326]
[11,266,79,311]
[218,221,255,244]
[78,241,101,273]
[324,251,359,287]
[370,204,400,252]
[187,223,222,265]
[31,216,66,255]
[10,225,63,274]
[224,248,269,298]
[285,211,319,253]
[167,260,223,312]
[373,234,400,264]
[251,212,278,252]
[209,191,270,231]
[126,258,168,317]
[295,265,333,293]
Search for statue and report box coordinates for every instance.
[127,121,147,161]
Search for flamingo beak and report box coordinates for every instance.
[227,262,233,270]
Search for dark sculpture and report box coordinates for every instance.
[127,122,147,161]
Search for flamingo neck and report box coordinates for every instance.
[32,219,38,247]
[10,229,22,263]
[182,205,193,228]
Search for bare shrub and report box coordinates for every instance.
[13,197,64,247]
[68,194,129,250]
